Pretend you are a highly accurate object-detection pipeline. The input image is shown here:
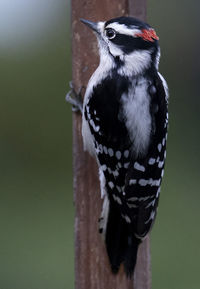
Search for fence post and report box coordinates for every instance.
[71,1,150,288]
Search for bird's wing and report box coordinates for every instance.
[84,73,132,193]
[123,72,168,238]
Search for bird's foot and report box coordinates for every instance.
[65,81,84,113]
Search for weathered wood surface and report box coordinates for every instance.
[71,1,150,288]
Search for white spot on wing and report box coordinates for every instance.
[162,138,165,146]
[129,179,137,185]
[108,148,114,157]
[103,146,108,154]
[122,214,131,223]
[152,179,161,186]
[124,162,130,169]
[158,143,162,152]
[101,164,107,171]
[128,197,138,202]
[94,125,100,132]
[138,196,153,201]
[124,150,129,158]
[134,162,145,172]
[117,162,122,169]
[138,179,149,186]
[158,160,164,168]
[127,203,138,208]
[108,181,114,189]
[116,151,121,160]
[107,168,112,174]
[89,119,100,133]
[127,196,154,204]
[113,194,122,205]
[138,178,161,187]
[116,186,121,192]
[99,144,103,153]
[148,158,156,165]
[113,170,119,177]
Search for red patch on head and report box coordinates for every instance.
[135,29,159,42]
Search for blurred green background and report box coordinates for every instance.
[0,0,199,288]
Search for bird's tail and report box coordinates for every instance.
[123,235,140,277]
[104,200,141,277]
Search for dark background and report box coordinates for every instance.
[1,0,200,288]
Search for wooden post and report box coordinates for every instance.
[71,1,150,288]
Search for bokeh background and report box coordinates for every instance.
[0,0,200,288]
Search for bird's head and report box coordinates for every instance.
[81,16,160,76]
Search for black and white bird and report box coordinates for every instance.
[67,16,168,277]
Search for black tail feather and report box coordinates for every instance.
[124,236,140,277]
[105,201,127,273]
[105,201,141,277]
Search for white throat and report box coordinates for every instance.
[117,50,152,76]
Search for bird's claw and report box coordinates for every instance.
[65,81,84,113]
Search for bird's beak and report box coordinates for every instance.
[80,19,99,34]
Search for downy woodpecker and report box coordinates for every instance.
[69,16,168,277]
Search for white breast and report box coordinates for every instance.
[121,77,152,157]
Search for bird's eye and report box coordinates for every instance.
[105,28,116,39]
